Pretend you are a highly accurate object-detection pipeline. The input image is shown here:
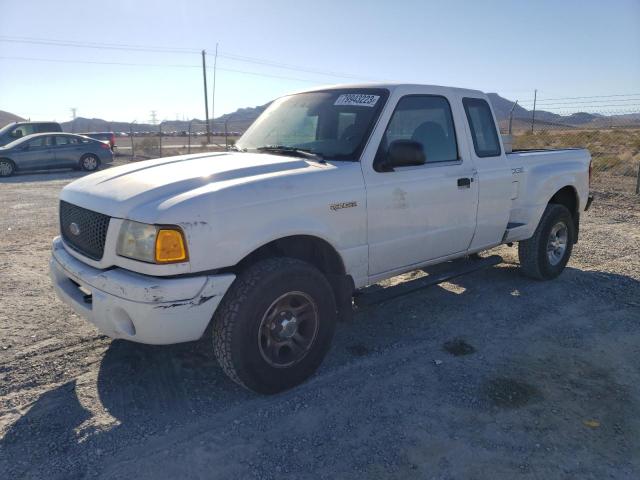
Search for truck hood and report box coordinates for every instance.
[60,151,326,221]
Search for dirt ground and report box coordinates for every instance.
[0,165,639,479]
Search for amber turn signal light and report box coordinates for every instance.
[155,229,188,263]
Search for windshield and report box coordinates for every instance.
[0,123,16,136]
[0,135,28,149]
[236,88,388,161]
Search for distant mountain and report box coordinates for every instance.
[485,93,529,120]
[0,110,25,128]
[2,93,638,134]
[56,102,270,134]
[486,93,637,129]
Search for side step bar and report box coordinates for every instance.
[354,254,503,308]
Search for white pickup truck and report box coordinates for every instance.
[50,84,593,393]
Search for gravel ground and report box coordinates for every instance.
[0,166,639,479]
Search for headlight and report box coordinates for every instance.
[116,220,188,263]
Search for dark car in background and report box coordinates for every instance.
[79,132,116,149]
[0,121,62,146]
[0,133,113,177]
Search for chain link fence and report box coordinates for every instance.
[113,120,245,161]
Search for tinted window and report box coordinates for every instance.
[54,135,80,145]
[381,95,458,163]
[27,136,53,148]
[337,112,357,139]
[236,88,389,160]
[463,98,501,157]
[12,124,37,138]
[36,123,61,133]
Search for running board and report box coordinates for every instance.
[354,254,503,308]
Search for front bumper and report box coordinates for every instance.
[50,236,235,344]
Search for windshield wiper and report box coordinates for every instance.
[256,145,326,164]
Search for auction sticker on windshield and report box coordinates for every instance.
[334,94,380,107]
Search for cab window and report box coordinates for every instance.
[12,124,37,138]
[379,95,458,164]
[462,98,501,157]
[36,123,61,133]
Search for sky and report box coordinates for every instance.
[0,0,638,124]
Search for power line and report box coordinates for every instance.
[520,98,640,107]
[0,35,199,54]
[0,35,381,82]
[214,51,383,81]
[0,55,328,84]
[529,93,640,102]
[523,104,640,111]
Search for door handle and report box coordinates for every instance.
[457,177,473,188]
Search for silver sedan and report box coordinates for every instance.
[0,133,113,177]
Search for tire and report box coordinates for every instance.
[518,204,574,280]
[213,257,337,394]
[0,159,15,177]
[80,154,100,172]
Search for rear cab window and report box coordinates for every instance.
[462,98,501,157]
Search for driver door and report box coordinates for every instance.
[364,94,478,277]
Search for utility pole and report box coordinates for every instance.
[202,49,211,144]
[211,43,218,136]
[531,89,537,133]
[130,120,136,159]
[70,108,77,133]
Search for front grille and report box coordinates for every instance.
[60,201,110,260]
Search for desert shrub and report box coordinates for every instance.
[139,137,160,157]
[513,128,640,178]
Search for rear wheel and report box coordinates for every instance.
[213,257,337,394]
[518,204,574,280]
[0,159,15,177]
[80,154,100,172]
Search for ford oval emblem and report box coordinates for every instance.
[69,222,81,236]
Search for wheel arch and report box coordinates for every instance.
[548,185,579,217]
[548,185,580,242]
[235,234,346,277]
[232,234,354,317]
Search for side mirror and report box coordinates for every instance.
[380,140,426,171]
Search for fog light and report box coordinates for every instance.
[155,229,188,263]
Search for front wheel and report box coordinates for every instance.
[80,154,100,172]
[0,159,15,177]
[518,204,574,280]
[213,258,337,394]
